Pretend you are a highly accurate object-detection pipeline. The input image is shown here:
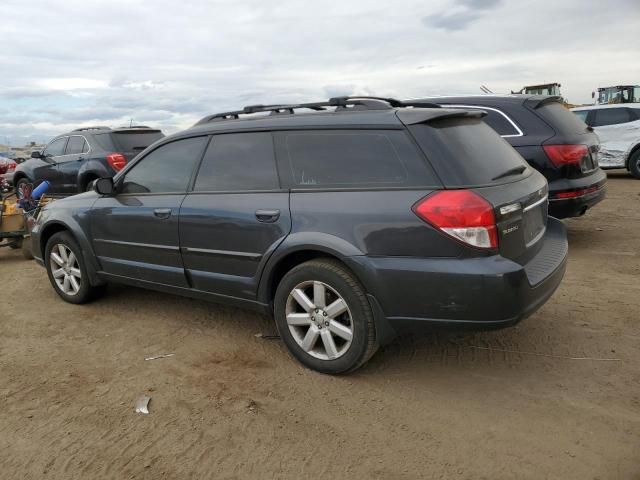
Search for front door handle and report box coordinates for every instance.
[153,208,172,219]
[255,209,280,223]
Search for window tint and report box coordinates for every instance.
[409,117,529,187]
[66,136,87,155]
[44,137,67,157]
[534,101,589,135]
[572,110,589,122]
[481,109,520,136]
[447,107,520,136]
[121,136,206,194]
[281,130,437,188]
[111,131,164,153]
[194,132,279,191]
[593,108,632,127]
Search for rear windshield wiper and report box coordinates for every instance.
[491,165,527,181]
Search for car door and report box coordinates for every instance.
[179,132,291,300]
[37,136,68,193]
[90,136,208,287]
[590,108,638,168]
[57,134,89,194]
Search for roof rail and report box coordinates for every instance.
[72,126,111,132]
[194,96,443,126]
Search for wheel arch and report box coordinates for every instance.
[625,142,640,170]
[39,220,104,286]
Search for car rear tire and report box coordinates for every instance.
[45,231,105,304]
[15,178,30,199]
[629,150,640,179]
[274,259,378,374]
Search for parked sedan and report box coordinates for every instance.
[0,156,16,191]
[571,104,640,178]
[418,95,607,218]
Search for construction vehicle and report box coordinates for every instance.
[593,85,640,104]
[512,82,562,96]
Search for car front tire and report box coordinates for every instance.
[629,150,640,179]
[45,231,105,304]
[274,259,378,374]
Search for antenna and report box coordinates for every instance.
[129,118,133,128]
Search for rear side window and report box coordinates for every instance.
[65,136,88,155]
[121,136,206,194]
[194,132,279,191]
[534,101,590,134]
[445,106,520,136]
[409,118,528,187]
[280,130,438,188]
[592,108,632,127]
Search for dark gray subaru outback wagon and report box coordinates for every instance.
[31,97,568,374]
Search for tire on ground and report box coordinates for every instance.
[45,231,105,304]
[274,258,378,374]
[629,150,640,179]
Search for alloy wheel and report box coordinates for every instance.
[50,244,82,296]
[285,280,353,360]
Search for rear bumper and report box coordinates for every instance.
[548,169,607,218]
[346,217,567,337]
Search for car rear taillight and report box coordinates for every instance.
[413,190,498,249]
[543,144,589,167]
[551,186,600,199]
[106,153,127,172]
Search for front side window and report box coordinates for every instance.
[121,136,206,194]
[593,108,632,127]
[66,136,87,155]
[44,137,68,157]
[281,130,437,188]
[194,132,279,191]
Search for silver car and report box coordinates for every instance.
[571,103,640,178]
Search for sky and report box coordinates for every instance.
[1,0,639,145]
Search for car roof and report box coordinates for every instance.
[175,97,482,139]
[571,103,640,111]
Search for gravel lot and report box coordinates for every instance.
[1,172,639,479]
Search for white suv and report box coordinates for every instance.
[571,104,640,178]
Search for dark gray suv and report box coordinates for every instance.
[31,97,568,374]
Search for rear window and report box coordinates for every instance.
[280,130,438,188]
[533,101,590,134]
[111,131,164,152]
[409,118,529,187]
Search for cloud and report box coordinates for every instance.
[423,0,502,31]
[0,0,639,143]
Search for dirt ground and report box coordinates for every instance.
[1,172,639,479]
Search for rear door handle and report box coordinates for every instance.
[154,208,172,219]
[255,209,280,223]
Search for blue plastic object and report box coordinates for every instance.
[32,180,50,200]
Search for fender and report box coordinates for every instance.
[77,159,112,191]
[256,231,364,304]
[35,199,104,286]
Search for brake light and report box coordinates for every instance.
[106,153,127,172]
[413,190,498,249]
[543,144,588,167]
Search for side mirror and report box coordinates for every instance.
[94,177,115,196]
[31,151,42,159]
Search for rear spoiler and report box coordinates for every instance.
[396,107,485,126]
[524,95,563,109]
